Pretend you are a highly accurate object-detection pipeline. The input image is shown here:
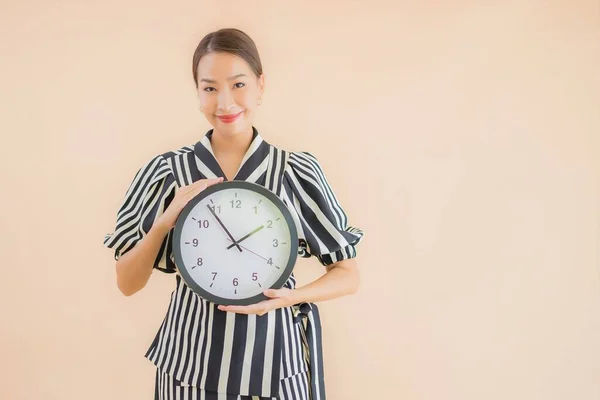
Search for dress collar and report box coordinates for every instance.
[193,126,271,183]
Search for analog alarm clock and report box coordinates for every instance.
[172,181,298,306]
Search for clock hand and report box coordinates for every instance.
[226,238,272,264]
[226,224,265,250]
[205,204,242,252]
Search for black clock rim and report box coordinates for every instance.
[172,180,299,306]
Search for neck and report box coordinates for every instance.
[210,126,254,156]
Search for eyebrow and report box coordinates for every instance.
[200,74,248,84]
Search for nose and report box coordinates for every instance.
[217,88,235,112]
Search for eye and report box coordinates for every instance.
[203,87,216,92]
[234,82,245,89]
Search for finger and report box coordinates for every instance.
[184,177,221,190]
[221,302,270,314]
[192,178,219,193]
[195,177,223,192]
[202,177,224,185]
[218,304,255,314]
[204,177,224,185]
[180,185,205,202]
[180,177,223,196]
[180,178,222,204]
[194,182,208,192]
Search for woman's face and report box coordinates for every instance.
[196,51,264,137]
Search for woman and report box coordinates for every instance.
[103,28,364,400]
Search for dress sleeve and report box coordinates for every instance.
[102,154,178,274]
[285,151,365,266]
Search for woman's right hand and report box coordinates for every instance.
[157,177,224,230]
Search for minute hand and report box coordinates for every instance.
[226,225,265,250]
[206,204,242,252]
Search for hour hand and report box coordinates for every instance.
[206,204,242,252]
[227,225,264,250]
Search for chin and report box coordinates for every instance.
[213,119,251,136]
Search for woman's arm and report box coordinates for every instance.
[115,221,170,296]
[217,259,360,314]
[293,258,360,303]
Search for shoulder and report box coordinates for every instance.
[284,150,334,195]
[133,144,192,183]
[137,144,194,177]
[160,144,195,161]
[128,153,171,188]
[288,150,318,164]
[286,150,325,178]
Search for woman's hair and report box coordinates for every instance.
[192,28,263,88]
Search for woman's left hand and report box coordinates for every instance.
[217,288,298,315]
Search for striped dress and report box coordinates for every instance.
[103,127,364,399]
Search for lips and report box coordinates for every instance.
[217,111,243,123]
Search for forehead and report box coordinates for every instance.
[196,52,253,79]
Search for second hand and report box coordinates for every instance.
[226,238,270,263]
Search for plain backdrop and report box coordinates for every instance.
[1,1,599,399]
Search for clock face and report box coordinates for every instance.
[172,181,298,305]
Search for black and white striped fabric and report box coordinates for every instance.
[103,127,364,399]
[155,365,311,399]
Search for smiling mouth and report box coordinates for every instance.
[216,111,243,121]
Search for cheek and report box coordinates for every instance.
[237,91,257,111]
[198,92,214,106]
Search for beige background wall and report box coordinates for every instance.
[1,1,599,399]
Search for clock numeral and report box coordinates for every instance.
[252,272,258,281]
[267,258,273,266]
[192,257,203,269]
[211,272,217,280]
[253,205,258,215]
[267,220,273,228]
[197,219,210,228]
[273,239,279,247]
[233,278,239,286]
[186,239,200,247]
[209,205,222,214]
[230,199,241,209]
